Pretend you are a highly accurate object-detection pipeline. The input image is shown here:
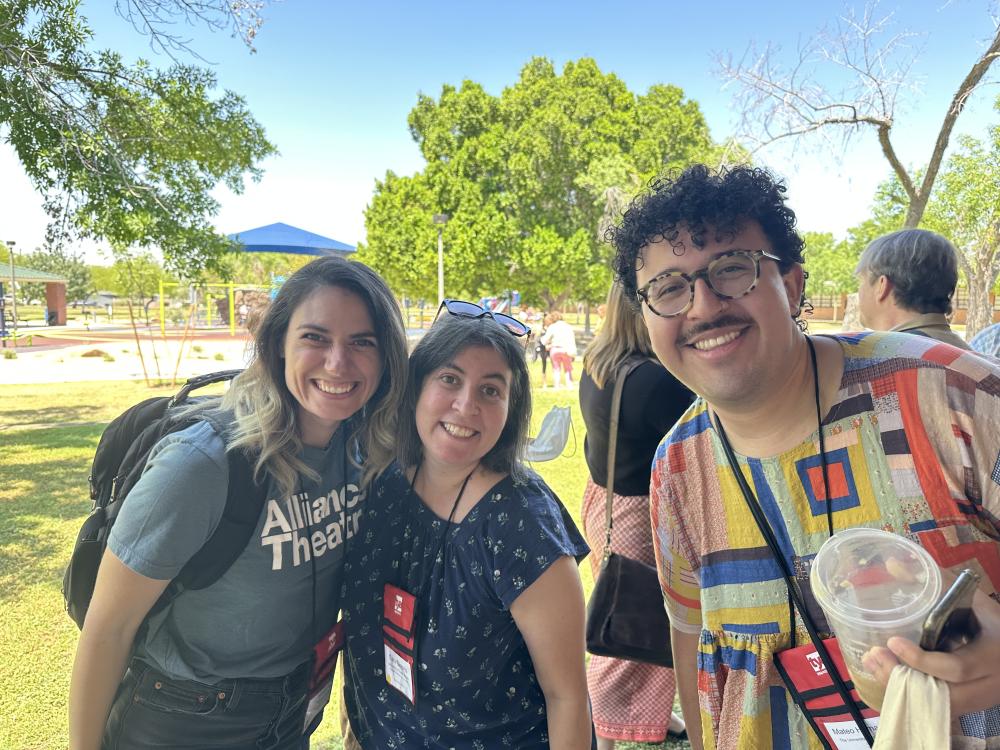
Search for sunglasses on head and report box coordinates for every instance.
[434,299,532,340]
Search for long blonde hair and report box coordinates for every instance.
[220,257,408,494]
[582,282,655,389]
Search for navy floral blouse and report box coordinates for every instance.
[342,462,589,749]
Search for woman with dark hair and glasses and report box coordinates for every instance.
[342,302,593,749]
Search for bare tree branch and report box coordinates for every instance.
[716,1,1000,227]
[114,0,268,60]
[911,23,1000,225]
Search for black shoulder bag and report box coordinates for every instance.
[585,357,673,667]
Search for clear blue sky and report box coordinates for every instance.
[2,0,998,263]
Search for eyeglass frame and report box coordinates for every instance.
[434,299,532,340]
[636,249,784,318]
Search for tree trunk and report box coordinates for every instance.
[842,293,863,333]
[903,191,930,229]
[964,272,996,341]
[965,275,993,341]
[541,290,569,312]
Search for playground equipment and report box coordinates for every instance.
[158,281,268,336]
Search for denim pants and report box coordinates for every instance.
[103,658,311,750]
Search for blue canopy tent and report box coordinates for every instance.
[173,223,358,335]
[227,222,356,256]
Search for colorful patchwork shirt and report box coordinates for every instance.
[651,332,1000,749]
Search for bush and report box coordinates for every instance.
[3,350,16,360]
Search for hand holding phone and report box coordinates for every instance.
[919,569,981,652]
[864,571,1000,717]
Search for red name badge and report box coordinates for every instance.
[383,583,418,704]
[774,637,880,750]
[303,620,344,731]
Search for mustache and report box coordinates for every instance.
[677,315,753,346]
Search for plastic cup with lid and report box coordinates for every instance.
[810,527,941,711]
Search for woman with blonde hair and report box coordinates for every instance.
[69,256,409,750]
[579,282,694,748]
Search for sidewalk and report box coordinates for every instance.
[0,336,252,384]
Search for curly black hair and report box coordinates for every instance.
[609,164,807,316]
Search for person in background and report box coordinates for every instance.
[343,305,592,749]
[970,321,1000,357]
[541,311,578,388]
[535,313,554,388]
[855,228,970,349]
[69,257,409,750]
[579,282,693,748]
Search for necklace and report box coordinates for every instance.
[409,460,477,601]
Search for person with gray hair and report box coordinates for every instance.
[855,228,970,349]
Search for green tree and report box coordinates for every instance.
[111,252,179,325]
[0,0,275,278]
[923,104,1000,337]
[89,265,121,296]
[357,171,440,300]
[802,231,858,297]
[358,58,721,308]
[215,251,313,286]
[20,245,93,304]
[836,176,916,276]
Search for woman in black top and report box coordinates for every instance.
[578,283,694,749]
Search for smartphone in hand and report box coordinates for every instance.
[920,569,982,652]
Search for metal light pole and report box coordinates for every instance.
[6,241,17,340]
[433,213,449,306]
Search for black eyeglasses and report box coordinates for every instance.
[637,250,783,318]
[434,299,531,339]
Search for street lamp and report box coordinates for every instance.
[6,240,16,339]
[433,213,449,306]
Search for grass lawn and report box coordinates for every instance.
[0,366,688,750]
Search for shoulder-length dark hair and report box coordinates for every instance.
[397,315,531,481]
[222,256,408,493]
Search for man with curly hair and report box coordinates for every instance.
[609,164,1000,750]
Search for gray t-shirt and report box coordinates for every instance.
[108,418,363,682]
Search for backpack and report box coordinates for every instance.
[63,369,269,629]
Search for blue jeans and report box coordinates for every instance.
[103,658,310,750]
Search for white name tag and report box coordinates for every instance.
[384,643,416,704]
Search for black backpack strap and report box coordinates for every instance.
[169,369,244,407]
[177,447,267,591]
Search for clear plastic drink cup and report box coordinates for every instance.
[810,528,941,711]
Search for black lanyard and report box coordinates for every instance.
[713,337,875,747]
[408,461,475,602]
[304,432,350,651]
[713,336,829,643]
